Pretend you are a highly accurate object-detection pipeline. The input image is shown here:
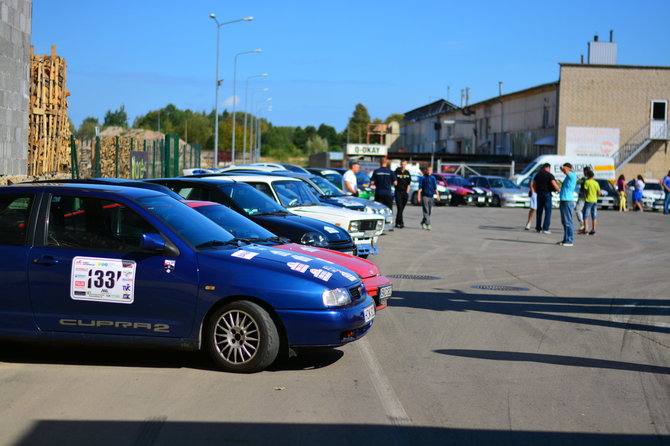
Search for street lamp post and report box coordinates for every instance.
[231,49,262,165]
[243,74,268,162]
[255,102,272,162]
[210,13,253,168]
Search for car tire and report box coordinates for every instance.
[204,300,280,373]
[359,254,369,259]
[492,195,501,207]
[411,192,419,206]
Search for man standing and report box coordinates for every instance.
[342,161,360,196]
[418,166,439,230]
[533,163,559,233]
[574,167,590,231]
[558,163,577,247]
[581,169,601,234]
[370,158,396,210]
[663,170,670,215]
[394,160,411,228]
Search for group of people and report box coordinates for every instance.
[525,164,670,246]
[525,162,601,246]
[342,159,436,230]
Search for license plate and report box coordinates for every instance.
[364,304,375,323]
[343,251,354,256]
[477,197,485,202]
[365,230,377,237]
[379,285,392,299]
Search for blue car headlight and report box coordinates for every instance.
[322,288,352,307]
[301,231,328,247]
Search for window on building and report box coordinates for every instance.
[652,101,667,121]
[543,107,550,128]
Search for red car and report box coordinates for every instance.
[433,173,492,206]
[186,201,392,309]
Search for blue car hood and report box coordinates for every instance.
[197,244,360,289]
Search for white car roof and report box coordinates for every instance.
[219,165,284,172]
[216,174,303,184]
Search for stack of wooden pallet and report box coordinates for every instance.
[28,45,71,176]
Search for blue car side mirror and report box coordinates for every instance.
[141,233,166,251]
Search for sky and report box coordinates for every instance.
[31,0,670,132]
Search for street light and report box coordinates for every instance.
[210,13,253,168]
[243,74,268,162]
[250,97,271,162]
[231,49,262,164]
[247,86,269,161]
[255,105,272,163]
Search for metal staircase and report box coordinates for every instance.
[613,120,669,170]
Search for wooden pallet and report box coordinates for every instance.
[28,45,71,176]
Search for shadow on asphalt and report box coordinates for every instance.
[390,291,670,334]
[484,237,559,245]
[435,349,670,375]
[0,341,344,373]
[479,225,521,231]
[13,420,670,446]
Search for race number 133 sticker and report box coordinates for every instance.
[70,256,137,304]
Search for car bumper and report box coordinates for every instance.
[466,195,491,206]
[597,197,616,208]
[501,196,530,207]
[354,237,379,256]
[363,275,392,309]
[277,296,376,347]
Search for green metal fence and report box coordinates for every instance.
[71,134,201,180]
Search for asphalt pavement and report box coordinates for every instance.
[1,204,669,446]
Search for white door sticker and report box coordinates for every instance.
[70,256,137,304]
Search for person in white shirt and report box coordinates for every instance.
[342,161,360,196]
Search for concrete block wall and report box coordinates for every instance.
[557,64,670,178]
[0,0,31,177]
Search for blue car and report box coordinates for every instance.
[0,184,376,373]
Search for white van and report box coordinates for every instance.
[512,155,615,185]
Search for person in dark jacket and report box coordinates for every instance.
[532,163,559,233]
[418,166,439,230]
[370,158,396,209]
[393,160,411,228]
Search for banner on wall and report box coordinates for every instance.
[565,127,619,156]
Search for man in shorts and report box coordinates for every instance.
[581,169,601,235]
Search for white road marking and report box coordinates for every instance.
[356,337,412,426]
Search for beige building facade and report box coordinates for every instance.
[557,64,670,180]
[439,83,558,158]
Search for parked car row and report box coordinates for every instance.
[0,172,396,373]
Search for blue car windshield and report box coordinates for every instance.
[488,178,518,189]
[311,176,345,196]
[218,183,287,216]
[193,203,277,241]
[521,161,538,175]
[445,176,472,187]
[273,180,321,207]
[137,195,235,248]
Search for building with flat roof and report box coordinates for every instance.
[400,36,670,178]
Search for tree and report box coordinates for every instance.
[345,103,371,144]
[306,135,329,154]
[385,113,404,124]
[103,105,128,128]
[77,117,100,139]
[292,127,308,152]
